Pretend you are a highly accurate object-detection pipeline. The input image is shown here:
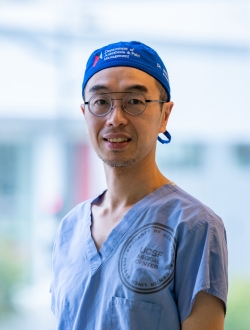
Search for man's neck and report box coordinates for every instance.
[90,159,171,251]
[102,161,171,209]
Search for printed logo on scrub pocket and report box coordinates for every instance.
[119,223,176,294]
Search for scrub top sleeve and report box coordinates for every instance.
[50,232,59,315]
[175,215,228,323]
[50,215,65,316]
[50,282,56,315]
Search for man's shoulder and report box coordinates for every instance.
[55,198,92,238]
[63,199,90,221]
[151,184,224,231]
[152,184,213,211]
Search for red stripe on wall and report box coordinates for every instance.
[74,143,90,204]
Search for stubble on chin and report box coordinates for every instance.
[97,152,140,168]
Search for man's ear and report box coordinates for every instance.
[80,104,85,115]
[159,101,174,133]
[80,105,89,134]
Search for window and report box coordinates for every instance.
[157,143,206,170]
[233,144,250,167]
[0,145,18,195]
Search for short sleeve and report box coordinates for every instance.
[50,282,55,315]
[50,223,61,316]
[175,215,228,323]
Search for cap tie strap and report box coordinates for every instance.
[157,130,171,144]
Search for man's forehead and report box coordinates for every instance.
[85,66,155,94]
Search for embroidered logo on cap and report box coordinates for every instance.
[93,52,103,67]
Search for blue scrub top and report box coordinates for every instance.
[50,184,228,330]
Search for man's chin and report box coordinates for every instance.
[98,155,139,168]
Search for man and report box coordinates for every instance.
[50,41,228,329]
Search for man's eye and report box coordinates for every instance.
[95,99,109,105]
[128,98,142,105]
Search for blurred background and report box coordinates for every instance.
[0,0,249,328]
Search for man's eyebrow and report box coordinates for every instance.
[88,84,149,94]
[123,85,149,93]
[88,85,110,93]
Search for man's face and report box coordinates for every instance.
[81,67,173,168]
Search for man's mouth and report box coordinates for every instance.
[106,137,129,143]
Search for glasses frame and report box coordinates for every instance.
[84,92,168,117]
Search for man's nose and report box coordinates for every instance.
[110,98,124,111]
[106,100,128,126]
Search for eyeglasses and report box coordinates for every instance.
[84,93,167,117]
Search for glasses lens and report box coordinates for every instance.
[89,95,111,116]
[123,94,146,115]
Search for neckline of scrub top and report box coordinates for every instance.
[84,183,176,275]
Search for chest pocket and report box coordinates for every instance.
[111,296,162,330]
